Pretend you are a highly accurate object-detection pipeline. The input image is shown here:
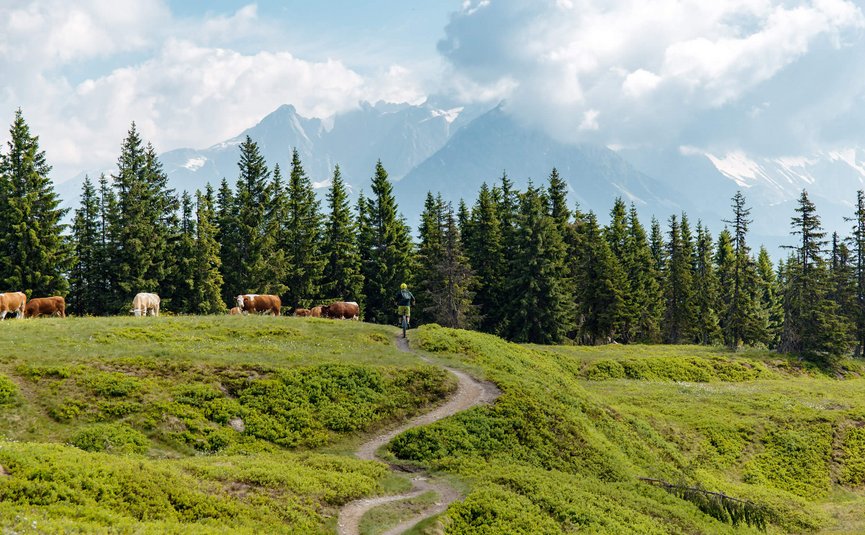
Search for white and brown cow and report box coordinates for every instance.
[131,293,160,317]
[236,294,281,316]
[0,292,26,319]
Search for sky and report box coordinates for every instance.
[2,0,865,182]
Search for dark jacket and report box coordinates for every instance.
[396,289,415,306]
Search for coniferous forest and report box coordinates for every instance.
[4,111,865,367]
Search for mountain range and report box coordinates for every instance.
[58,100,865,254]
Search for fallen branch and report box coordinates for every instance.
[639,477,770,530]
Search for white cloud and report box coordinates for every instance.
[622,69,661,98]
[439,0,865,152]
[0,2,429,181]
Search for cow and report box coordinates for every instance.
[310,306,323,318]
[236,294,281,316]
[229,307,243,315]
[321,301,360,320]
[294,308,311,317]
[0,292,26,319]
[25,296,65,318]
[131,293,160,317]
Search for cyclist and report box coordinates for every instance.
[395,283,415,335]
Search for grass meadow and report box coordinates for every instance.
[1,316,864,532]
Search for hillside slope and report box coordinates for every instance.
[1,318,864,533]
[392,325,865,533]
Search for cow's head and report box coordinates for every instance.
[131,308,142,317]
[236,295,245,309]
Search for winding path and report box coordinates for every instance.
[336,335,499,535]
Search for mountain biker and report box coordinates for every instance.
[396,283,415,333]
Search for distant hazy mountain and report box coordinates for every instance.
[158,100,478,194]
[394,104,682,227]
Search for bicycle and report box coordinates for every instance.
[401,312,408,338]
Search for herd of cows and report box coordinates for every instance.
[0,291,361,320]
[0,292,65,318]
[230,294,361,320]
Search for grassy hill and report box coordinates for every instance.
[1,317,864,533]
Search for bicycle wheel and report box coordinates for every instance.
[402,315,407,338]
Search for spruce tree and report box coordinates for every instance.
[465,183,506,334]
[720,192,765,348]
[193,186,225,314]
[424,203,477,328]
[95,174,117,314]
[505,184,569,343]
[780,190,850,364]
[69,176,101,315]
[829,232,856,338]
[848,190,865,356]
[547,168,571,228]
[215,178,238,306]
[575,211,625,344]
[756,246,783,347]
[692,223,721,344]
[232,136,271,295]
[606,198,636,339]
[358,161,413,324]
[416,192,446,325]
[261,164,289,299]
[283,149,324,307]
[321,165,364,304]
[107,124,177,310]
[663,215,694,343]
[0,109,71,298]
[627,205,664,342]
[169,191,196,313]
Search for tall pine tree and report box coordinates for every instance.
[780,190,850,364]
[465,183,506,334]
[0,109,71,298]
[358,161,413,324]
[193,186,225,314]
[231,136,271,295]
[321,165,364,304]
[69,176,101,315]
[504,184,570,343]
[107,124,177,311]
[282,149,324,308]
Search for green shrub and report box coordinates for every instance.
[841,424,865,486]
[174,383,222,407]
[582,356,766,382]
[583,360,625,380]
[70,423,149,454]
[47,398,85,421]
[0,374,16,404]
[16,364,72,381]
[78,372,142,397]
[743,423,833,497]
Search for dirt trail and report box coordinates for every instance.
[336,335,499,535]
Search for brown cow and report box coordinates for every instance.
[294,308,311,317]
[25,296,66,318]
[229,307,242,315]
[321,301,360,320]
[310,306,323,318]
[0,292,26,319]
[236,294,281,316]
